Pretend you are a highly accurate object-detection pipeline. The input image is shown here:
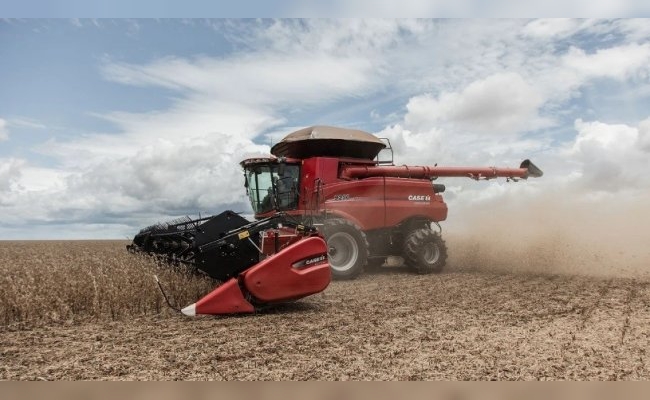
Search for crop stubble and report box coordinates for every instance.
[1,240,649,380]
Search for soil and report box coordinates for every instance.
[2,266,649,380]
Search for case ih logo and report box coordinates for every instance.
[408,195,431,202]
[293,254,327,269]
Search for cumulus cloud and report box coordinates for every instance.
[66,133,269,215]
[567,118,650,192]
[23,109,277,231]
[0,158,24,195]
[370,71,555,176]
[405,73,547,135]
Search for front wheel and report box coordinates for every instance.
[323,219,369,280]
[403,228,448,274]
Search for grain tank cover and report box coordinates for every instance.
[270,125,386,160]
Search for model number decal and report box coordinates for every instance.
[332,194,351,201]
[408,195,431,201]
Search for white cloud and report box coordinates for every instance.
[567,118,650,192]
[0,162,72,224]
[101,52,378,108]
[16,167,68,192]
[571,119,637,153]
[40,99,283,172]
[405,73,547,135]
[0,158,24,193]
[0,118,8,141]
[24,106,277,229]
[65,133,270,215]
[563,43,650,81]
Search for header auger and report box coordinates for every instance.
[128,125,542,316]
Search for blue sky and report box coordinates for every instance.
[1,18,650,239]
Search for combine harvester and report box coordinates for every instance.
[129,126,542,316]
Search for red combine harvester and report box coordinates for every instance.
[129,126,542,316]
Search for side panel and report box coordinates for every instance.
[321,179,386,230]
[320,177,447,230]
[242,237,331,302]
[382,178,448,226]
[299,157,375,212]
[300,157,340,203]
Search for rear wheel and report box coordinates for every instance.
[403,228,448,274]
[323,219,369,280]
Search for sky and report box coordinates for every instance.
[1,18,650,239]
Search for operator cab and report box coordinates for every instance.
[241,158,301,215]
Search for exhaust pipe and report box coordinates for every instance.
[520,159,543,179]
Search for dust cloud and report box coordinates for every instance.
[443,192,650,279]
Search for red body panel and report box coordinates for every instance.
[320,177,447,230]
[194,278,255,315]
[242,236,330,302]
[300,157,340,200]
[256,157,452,228]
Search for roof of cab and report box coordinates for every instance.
[270,125,386,160]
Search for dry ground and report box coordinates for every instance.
[1,240,649,380]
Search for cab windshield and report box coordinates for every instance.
[245,163,300,214]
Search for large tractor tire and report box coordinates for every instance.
[323,218,369,280]
[403,228,448,274]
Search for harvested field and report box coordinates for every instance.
[1,239,650,380]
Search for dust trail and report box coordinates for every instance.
[443,193,650,279]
